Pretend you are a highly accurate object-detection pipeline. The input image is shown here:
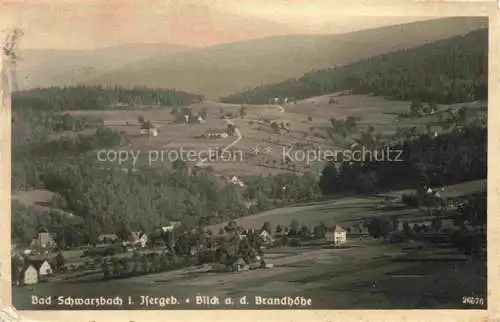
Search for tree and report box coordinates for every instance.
[431,218,443,232]
[313,221,328,239]
[402,222,411,236]
[239,106,247,118]
[261,221,272,234]
[55,251,65,271]
[138,116,145,124]
[270,122,280,133]
[275,224,283,234]
[300,225,310,239]
[289,219,300,235]
[429,102,438,113]
[199,108,208,119]
[410,100,423,116]
[367,216,393,239]
[307,116,312,122]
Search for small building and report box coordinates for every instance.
[197,115,205,123]
[325,225,347,246]
[229,175,245,187]
[97,234,120,244]
[38,260,53,276]
[140,126,158,137]
[129,232,148,248]
[235,258,249,272]
[430,125,442,137]
[259,229,274,245]
[23,265,39,285]
[205,129,228,139]
[161,221,181,233]
[30,231,56,249]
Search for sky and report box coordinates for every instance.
[0,0,441,50]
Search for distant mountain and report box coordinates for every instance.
[17,17,487,99]
[16,43,195,91]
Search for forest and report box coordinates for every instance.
[319,125,486,195]
[220,29,488,105]
[13,85,205,112]
[11,86,320,246]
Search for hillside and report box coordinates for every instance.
[221,28,488,105]
[16,43,195,91]
[17,17,487,99]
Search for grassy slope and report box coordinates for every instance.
[204,179,485,232]
[64,94,485,177]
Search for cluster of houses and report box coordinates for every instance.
[11,219,350,284]
[12,255,55,286]
[12,230,58,286]
[236,223,347,247]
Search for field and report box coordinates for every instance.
[205,179,485,233]
[13,240,486,309]
[65,94,486,177]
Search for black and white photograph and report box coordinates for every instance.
[3,1,489,312]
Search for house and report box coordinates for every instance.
[197,115,205,123]
[30,231,56,249]
[140,125,158,137]
[22,265,38,285]
[229,175,245,187]
[235,258,249,272]
[34,259,53,276]
[325,225,347,246]
[129,232,148,248]
[38,260,53,276]
[259,229,274,244]
[161,221,181,232]
[205,129,228,139]
[97,234,119,244]
[430,125,442,137]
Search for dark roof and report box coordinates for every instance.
[24,258,51,271]
[98,234,119,240]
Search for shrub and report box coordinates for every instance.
[402,193,420,207]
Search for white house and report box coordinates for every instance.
[197,115,205,123]
[140,127,158,137]
[325,225,347,246]
[38,260,53,276]
[161,221,181,232]
[259,229,274,244]
[129,232,148,248]
[205,129,228,139]
[229,175,245,187]
[23,265,38,285]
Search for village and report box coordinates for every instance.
[11,216,350,286]
[11,178,484,289]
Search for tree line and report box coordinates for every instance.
[13,85,205,112]
[319,125,486,195]
[220,29,487,105]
